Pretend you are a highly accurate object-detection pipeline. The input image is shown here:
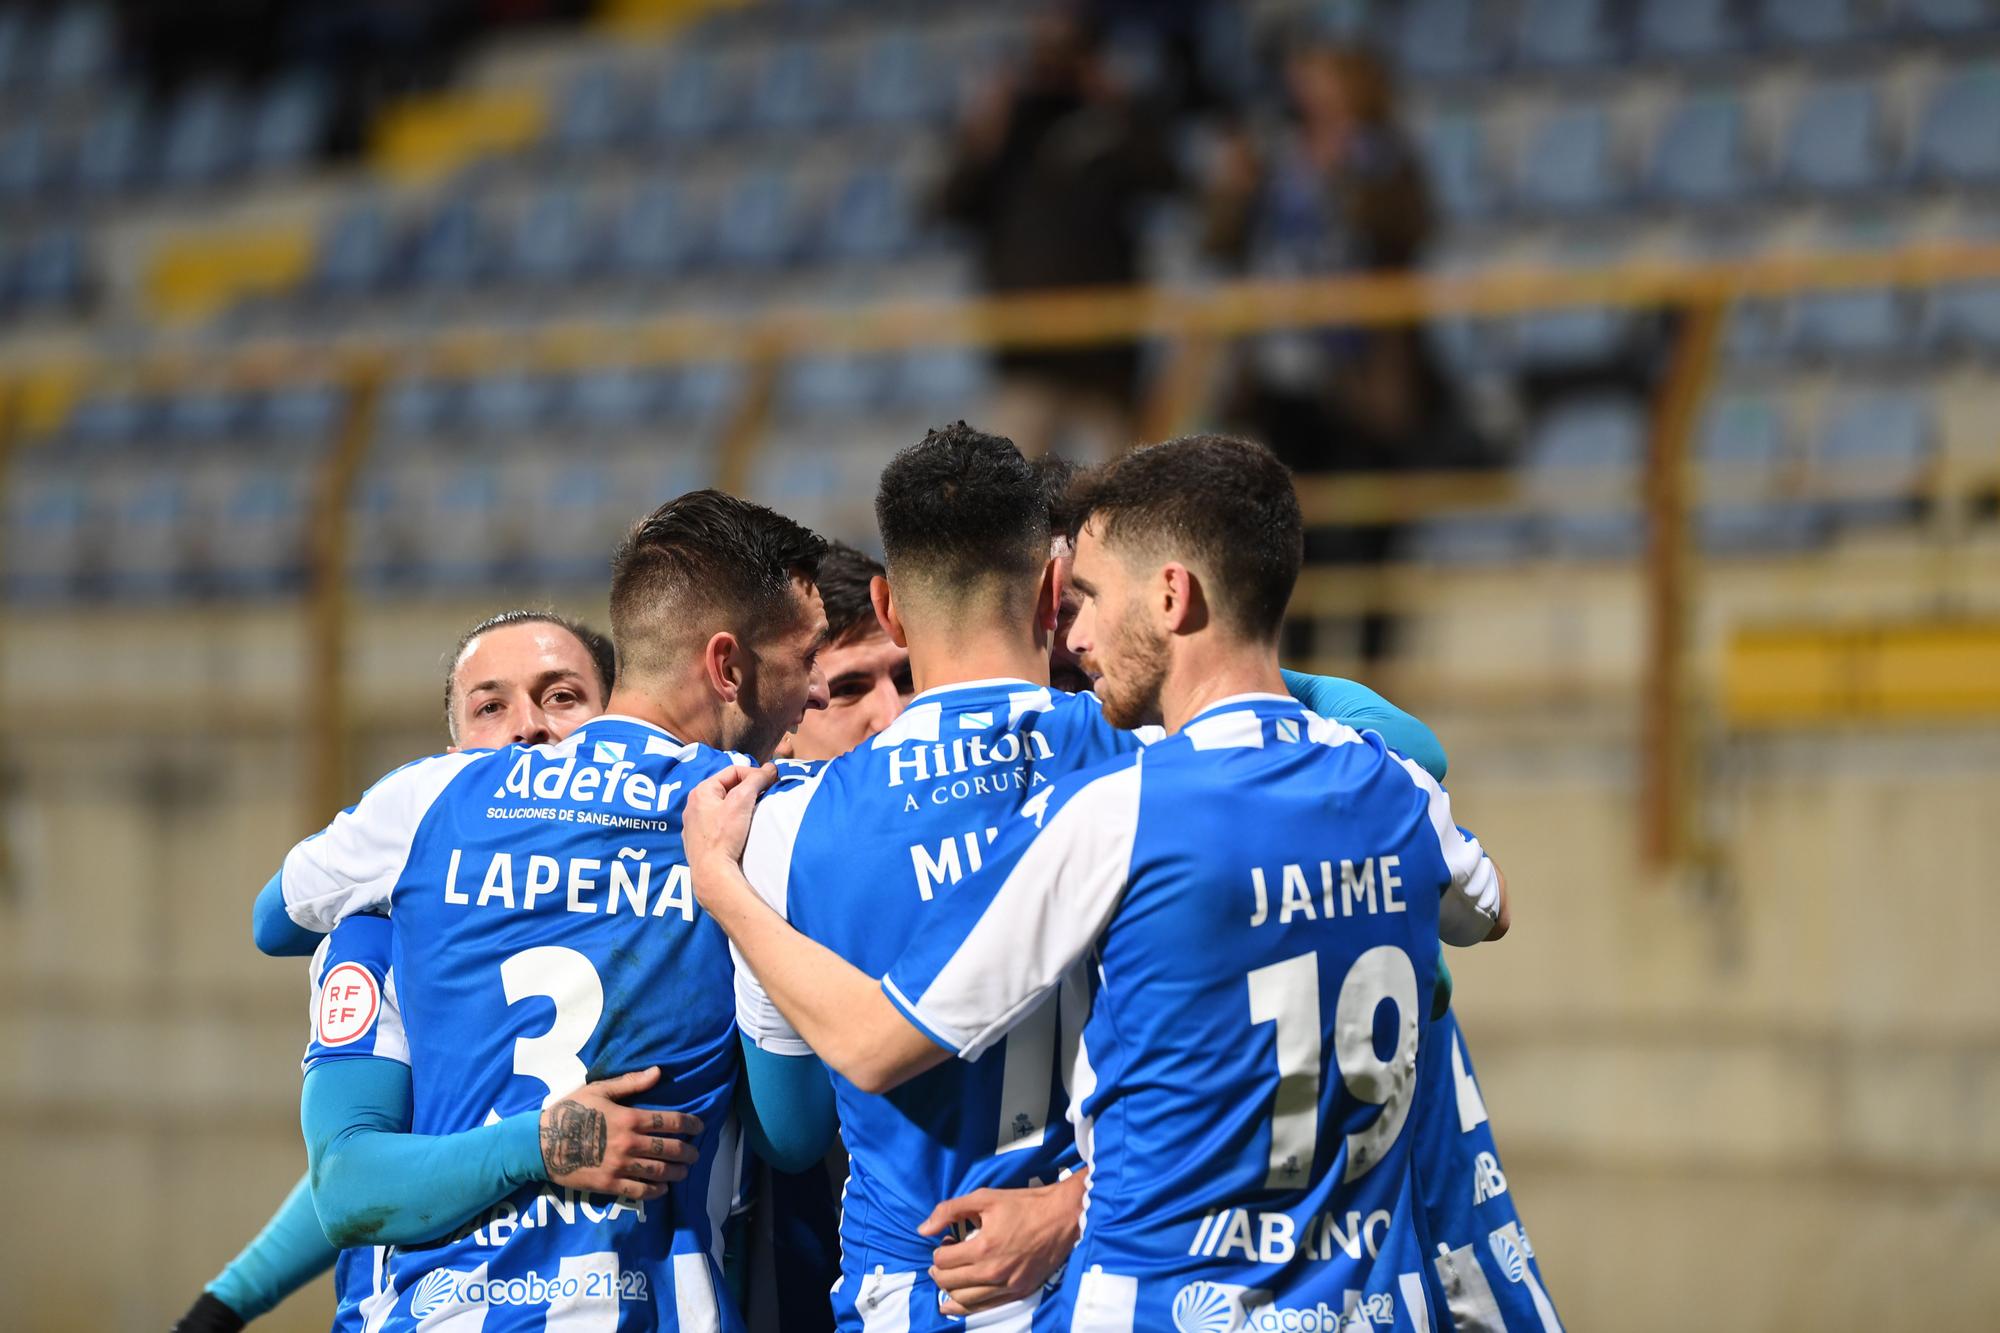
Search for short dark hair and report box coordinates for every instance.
[816,541,887,646]
[443,609,617,741]
[875,422,1050,598]
[609,489,827,680]
[1035,454,1084,546]
[1070,434,1303,641]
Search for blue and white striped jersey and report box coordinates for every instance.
[303,914,405,1333]
[882,694,1502,1333]
[734,680,1142,1328]
[1415,1013,1563,1333]
[280,715,754,1333]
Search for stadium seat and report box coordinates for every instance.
[777,355,892,419]
[1417,113,1501,222]
[1780,81,1892,195]
[851,28,953,125]
[671,362,748,425]
[406,458,510,586]
[885,346,992,413]
[246,75,330,174]
[74,94,149,195]
[1394,0,1506,80]
[1757,0,1880,46]
[462,373,559,438]
[99,470,196,599]
[202,464,309,593]
[259,382,346,448]
[1694,392,1821,552]
[2,468,92,601]
[377,375,462,441]
[745,41,835,131]
[1913,65,2000,184]
[647,52,741,143]
[820,167,918,263]
[611,181,702,278]
[1636,0,1748,60]
[159,81,244,189]
[1649,94,1758,207]
[66,389,151,452]
[313,201,400,296]
[163,386,252,445]
[1902,0,2000,35]
[1516,0,1625,69]
[549,67,631,154]
[0,123,52,204]
[40,4,111,90]
[564,365,673,433]
[1927,274,2000,356]
[516,452,625,582]
[711,171,807,269]
[408,196,493,289]
[1524,394,1649,557]
[1787,287,1913,361]
[12,227,87,311]
[1813,389,1933,527]
[0,11,29,94]
[1513,306,1634,369]
[507,187,598,285]
[1516,105,1625,213]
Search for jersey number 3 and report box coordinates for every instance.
[1246,945,1419,1189]
[503,946,606,1108]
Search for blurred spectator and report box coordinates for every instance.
[936,7,1177,462]
[1202,41,1464,663]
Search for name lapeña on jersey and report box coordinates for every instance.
[439,847,697,920]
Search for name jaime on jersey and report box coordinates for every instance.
[1249,858,1407,928]
[441,847,697,920]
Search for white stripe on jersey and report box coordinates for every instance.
[734,765,832,1055]
[1434,1241,1508,1333]
[1070,1267,1139,1333]
[376,970,411,1065]
[549,1252,617,1330]
[898,760,1143,1060]
[283,750,487,932]
[671,1254,722,1333]
[1398,1271,1436,1333]
[854,1267,916,1333]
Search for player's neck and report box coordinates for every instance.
[903,623,1049,698]
[1158,640,1288,735]
[603,681,723,749]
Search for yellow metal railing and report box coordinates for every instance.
[5,243,2000,863]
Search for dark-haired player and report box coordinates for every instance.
[692,425,1459,1330]
[779,542,912,763]
[687,435,1508,1332]
[267,491,837,1332]
[181,609,623,1333]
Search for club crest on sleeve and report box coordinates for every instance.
[315,961,381,1047]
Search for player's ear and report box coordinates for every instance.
[1160,562,1206,636]
[1034,556,1062,636]
[870,574,908,649]
[703,630,745,703]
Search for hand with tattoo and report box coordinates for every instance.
[536,1066,703,1201]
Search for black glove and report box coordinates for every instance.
[170,1291,246,1333]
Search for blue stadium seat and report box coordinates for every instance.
[1394,0,1506,79]
[671,362,747,424]
[1758,0,1879,46]
[408,197,493,289]
[518,453,626,582]
[41,4,111,90]
[746,41,834,131]
[820,167,918,263]
[3,468,92,600]
[1914,65,2000,184]
[159,82,245,189]
[66,389,151,452]
[1516,105,1625,213]
[204,465,309,593]
[1513,307,1633,369]
[1649,94,1757,207]
[462,373,559,438]
[1788,287,1913,361]
[408,459,510,586]
[1637,0,1748,60]
[1903,0,2000,34]
[611,181,701,277]
[246,76,329,174]
[886,346,992,413]
[1814,390,1933,527]
[1525,394,1648,557]
[0,11,29,94]
[100,470,196,599]
[507,187,598,284]
[550,67,631,153]
[1927,277,2000,355]
[164,387,252,445]
[711,171,806,268]
[313,201,400,296]
[1406,510,1537,565]
[851,28,952,125]
[75,94,149,195]
[1417,113,1501,222]
[259,382,345,448]
[777,355,892,419]
[0,124,53,204]
[1516,0,1625,68]
[1781,81,1891,194]
[647,53,740,143]
[1695,393,1821,552]
[12,227,87,311]
[378,375,462,441]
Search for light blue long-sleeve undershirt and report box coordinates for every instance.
[1281,669,1448,783]
[204,1173,339,1321]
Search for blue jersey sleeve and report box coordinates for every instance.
[302,914,408,1072]
[883,755,1145,1060]
[301,1057,545,1249]
[203,1173,339,1321]
[1281,669,1448,782]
